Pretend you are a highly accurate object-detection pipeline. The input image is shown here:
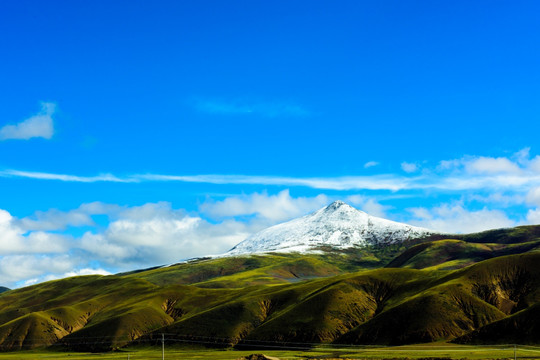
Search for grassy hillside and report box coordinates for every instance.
[455,225,540,244]
[129,245,411,289]
[0,225,539,352]
[454,303,540,345]
[386,238,540,270]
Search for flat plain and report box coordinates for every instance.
[0,344,540,359]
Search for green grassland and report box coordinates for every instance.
[0,344,540,359]
[0,225,539,354]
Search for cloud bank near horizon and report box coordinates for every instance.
[0,185,538,289]
[2,149,540,288]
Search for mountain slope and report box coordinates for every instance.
[0,203,540,351]
[0,249,539,351]
[227,201,437,255]
[454,303,540,345]
[386,239,540,270]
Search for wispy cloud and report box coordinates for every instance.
[4,169,540,192]
[3,168,540,192]
[0,169,132,183]
[363,161,379,168]
[135,173,412,191]
[0,170,410,190]
[194,99,309,118]
[0,102,56,140]
[3,149,540,193]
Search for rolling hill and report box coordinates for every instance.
[0,201,539,351]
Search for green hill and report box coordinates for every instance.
[386,238,540,270]
[454,303,540,345]
[0,225,539,351]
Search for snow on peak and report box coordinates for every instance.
[225,201,437,256]
[325,200,348,210]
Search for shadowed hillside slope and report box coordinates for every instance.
[454,303,540,345]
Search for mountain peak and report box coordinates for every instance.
[226,202,437,256]
[324,200,350,211]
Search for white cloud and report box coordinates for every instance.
[526,208,540,224]
[79,201,122,214]
[408,203,516,233]
[408,207,432,220]
[0,209,69,254]
[526,187,540,206]
[81,193,388,269]
[0,170,415,190]
[3,148,540,195]
[21,278,39,287]
[80,232,136,262]
[401,162,418,173]
[360,199,389,218]
[18,268,112,288]
[15,202,123,232]
[364,161,379,168]
[140,174,415,191]
[0,169,130,183]
[200,190,329,222]
[468,192,525,206]
[0,254,78,286]
[464,156,522,174]
[344,195,389,218]
[18,208,93,231]
[2,167,540,195]
[0,102,55,140]
[64,268,111,277]
[79,202,255,267]
[1,201,262,287]
[2,187,540,288]
[513,147,531,165]
[438,159,461,171]
[439,149,536,175]
[530,156,540,173]
[0,208,81,287]
[0,210,21,246]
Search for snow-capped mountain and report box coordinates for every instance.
[226,200,438,256]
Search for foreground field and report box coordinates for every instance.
[0,344,540,359]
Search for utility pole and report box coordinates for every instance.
[162,333,165,360]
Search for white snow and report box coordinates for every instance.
[225,200,437,256]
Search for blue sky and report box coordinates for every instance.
[1,0,540,288]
